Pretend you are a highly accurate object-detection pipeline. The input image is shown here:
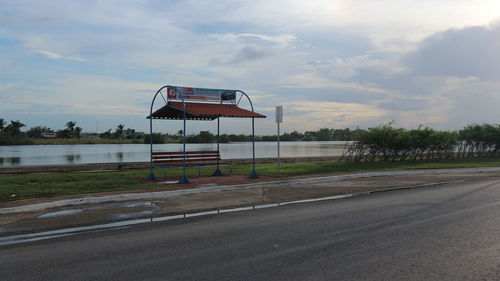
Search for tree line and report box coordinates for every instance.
[0,119,30,145]
[340,123,500,162]
[144,128,356,144]
[2,117,499,162]
[0,118,140,145]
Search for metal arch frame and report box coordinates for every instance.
[147,85,171,180]
[235,90,259,178]
[147,86,260,182]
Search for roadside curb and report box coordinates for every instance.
[1,167,499,214]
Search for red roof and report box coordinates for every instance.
[148,102,266,120]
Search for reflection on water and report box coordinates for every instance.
[65,154,81,164]
[0,141,348,167]
[0,157,21,165]
[116,152,124,161]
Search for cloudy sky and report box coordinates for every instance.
[1,0,499,135]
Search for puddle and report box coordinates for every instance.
[114,210,153,219]
[2,193,354,246]
[38,209,83,218]
[88,201,163,210]
[160,181,179,184]
[123,202,155,208]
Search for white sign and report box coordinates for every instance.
[276,105,283,123]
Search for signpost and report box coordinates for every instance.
[276,105,283,176]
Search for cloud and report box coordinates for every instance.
[212,33,297,47]
[281,100,389,129]
[231,46,275,63]
[405,23,500,80]
[31,50,86,62]
[2,1,500,133]
[0,82,18,92]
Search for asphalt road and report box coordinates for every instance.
[2,178,500,281]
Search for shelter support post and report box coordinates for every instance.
[179,100,189,183]
[147,116,157,180]
[277,121,280,177]
[249,116,259,178]
[213,117,223,176]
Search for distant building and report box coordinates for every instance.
[125,128,144,139]
[41,133,57,139]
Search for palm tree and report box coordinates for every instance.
[5,120,25,136]
[115,124,125,139]
[66,121,76,132]
[74,126,82,139]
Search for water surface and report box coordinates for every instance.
[0,141,348,166]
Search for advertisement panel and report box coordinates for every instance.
[167,86,236,102]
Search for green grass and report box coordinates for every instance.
[1,157,499,203]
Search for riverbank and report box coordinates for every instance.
[1,138,145,145]
[1,157,499,203]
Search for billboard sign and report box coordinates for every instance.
[167,86,236,102]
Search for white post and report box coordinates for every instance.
[276,105,283,176]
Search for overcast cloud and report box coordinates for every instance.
[0,0,499,134]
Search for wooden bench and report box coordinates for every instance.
[152,151,231,178]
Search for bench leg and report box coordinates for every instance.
[213,168,223,176]
[178,165,189,183]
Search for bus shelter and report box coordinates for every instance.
[146,85,266,183]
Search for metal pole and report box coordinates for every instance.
[213,117,222,176]
[179,99,189,183]
[277,121,280,176]
[249,116,259,178]
[147,116,156,180]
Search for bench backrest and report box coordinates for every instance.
[152,151,220,165]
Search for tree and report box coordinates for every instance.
[66,121,76,132]
[26,126,54,138]
[316,128,332,141]
[4,120,25,136]
[57,121,81,138]
[74,126,82,139]
[99,129,112,139]
[0,118,5,131]
[114,124,125,139]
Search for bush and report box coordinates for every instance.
[339,124,487,162]
[143,133,166,144]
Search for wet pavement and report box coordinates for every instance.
[2,178,500,280]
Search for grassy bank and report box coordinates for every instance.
[0,137,146,145]
[1,157,499,203]
[29,138,144,145]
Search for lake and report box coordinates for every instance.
[0,141,349,166]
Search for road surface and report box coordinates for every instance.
[2,178,500,281]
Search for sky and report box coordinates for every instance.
[1,0,499,135]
